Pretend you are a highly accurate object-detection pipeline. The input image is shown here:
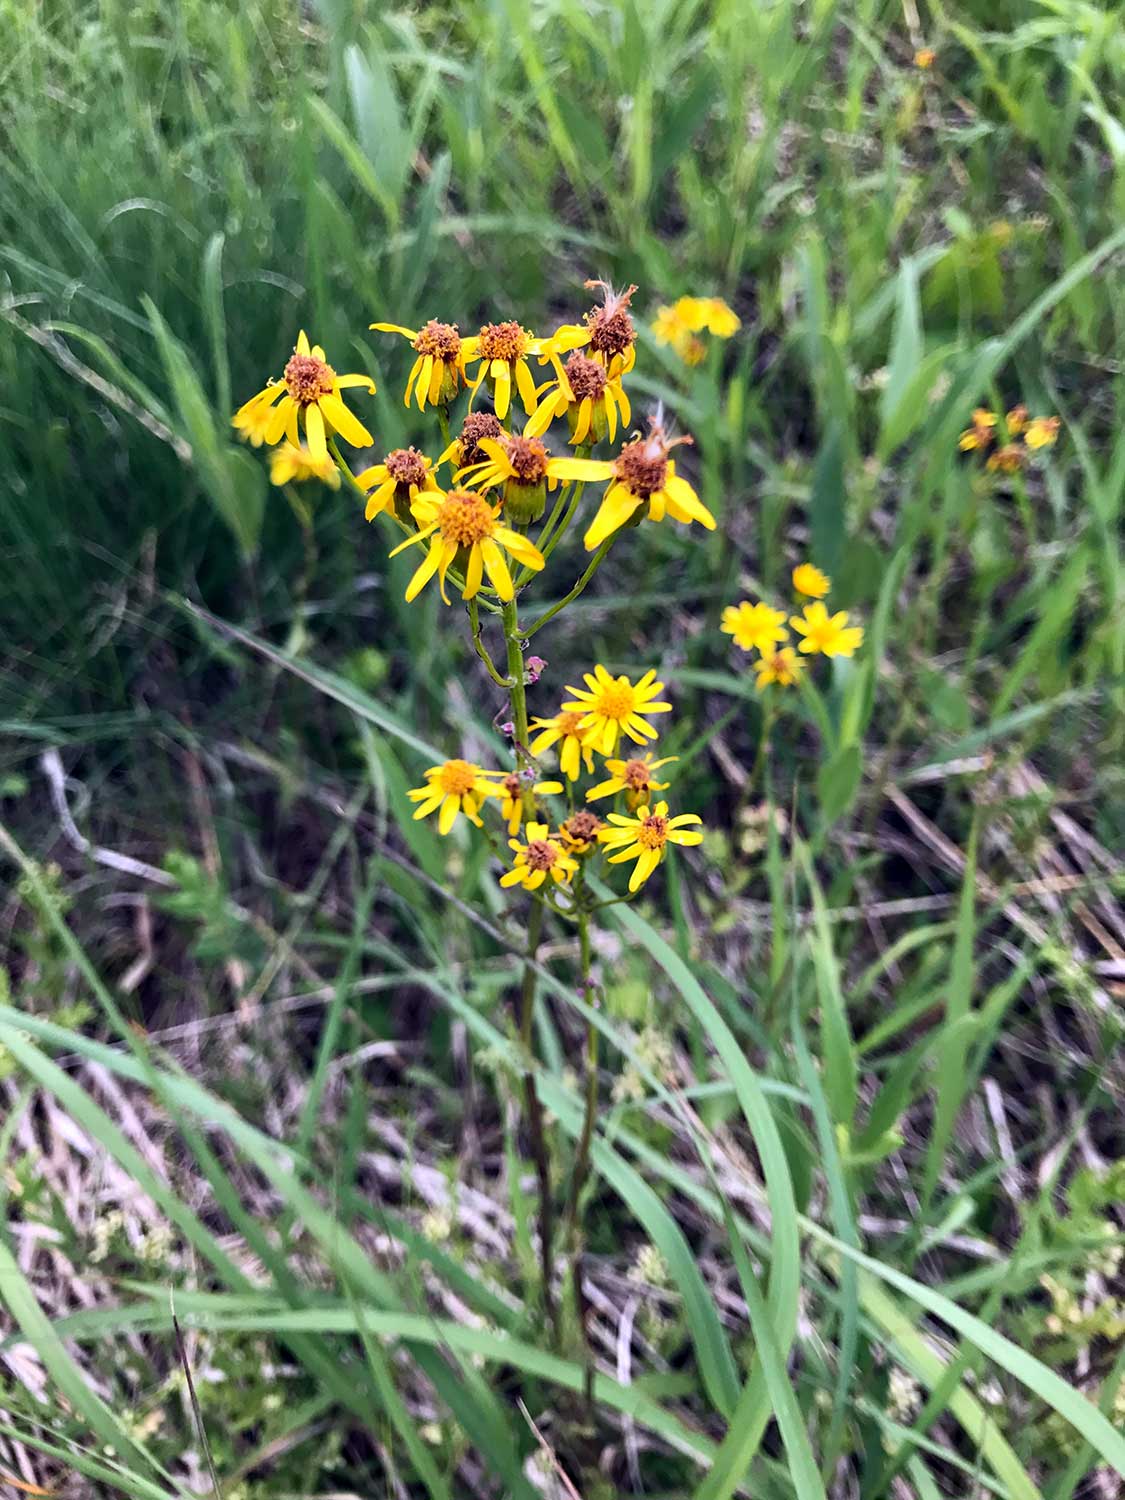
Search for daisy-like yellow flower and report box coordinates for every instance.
[456,421,603,525]
[1025,415,1060,450]
[370,319,467,410]
[558,809,604,855]
[721,601,789,653]
[408,759,500,836]
[231,330,375,460]
[500,822,579,892]
[529,710,597,781]
[269,443,341,488]
[562,666,672,755]
[354,447,441,523]
[680,296,740,338]
[524,350,632,446]
[234,388,282,447]
[754,647,803,689]
[792,563,831,598]
[462,321,547,420]
[569,415,716,551]
[986,443,1025,474]
[587,752,677,808]
[497,772,564,835]
[389,488,544,605]
[598,799,703,893]
[651,303,689,347]
[790,602,865,658]
[437,411,505,472]
[914,47,936,68]
[1005,404,1029,436]
[958,408,998,452]
[549,280,639,374]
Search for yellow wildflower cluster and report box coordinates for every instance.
[722,565,864,690]
[958,404,1060,473]
[401,665,699,894]
[651,295,740,366]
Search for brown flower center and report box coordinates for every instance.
[502,773,522,799]
[458,412,504,468]
[284,353,335,406]
[437,489,497,547]
[478,321,529,362]
[413,320,461,360]
[525,839,558,872]
[564,352,608,401]
[437,759,477,796]
[636,814,669,850]
[503,434,548,483]
[585,281,637,357]
[557,711,585,736]
[615,436,669,498]
[563,810,601,843]
[385,447,429,487]
[623,759,652,790]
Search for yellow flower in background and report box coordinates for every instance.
[651,295,739,361]
[563,666,672,755]
[1025,415,1060,450]
[753,647,803,689]
[679,334,708,366]
[390,489,544,604]
[462,321,547,419]
[524,350,631,445]
[232,330,375,460]
[355,447,441,522]
[1005,404,1029,436]
[550,280,639,374]
[558,809,604,855]
[497,773,564,835]
[501,822,579,891]
[269,442,341,488]
[790,602,865,657]
[370,319,466,410]
[529,710,597,781]
[586,752,677,807]
[721,601,789,653]
[408,759,501,836]
[695,297,740,337]
[986,443,1024,474]
[234,388,281,447]
[914,47,936,68]
[958,408,997,452]
[792,563,831,598]
[598,800,703,892]
[576,418,716,551]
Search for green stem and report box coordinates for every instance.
[734,698,775,833]
[524,537,614,638]
[501,597,533,781]
[468,598,510,688]
[519,898,558,1341]
[539,482,586,564]
[436,405,452,450]
[564,903,598,1409]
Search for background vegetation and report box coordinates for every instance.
[1,0,1123,1497]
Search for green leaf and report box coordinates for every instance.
[817,741,862,825]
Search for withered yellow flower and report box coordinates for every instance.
[370,319,467,410]
[550,280,639,374]
[558,809,604,855]
[355,447,441,522]
[232,330,375,460]
[958,408,998,452]
[598,799,703,892]
[390,489,544,605]
[497,772,564,836]
[572,417,716,551]
[525,350,631,445]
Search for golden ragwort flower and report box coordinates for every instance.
[529,710,597,782]
[587,752,677,807]
[524,350,631,446]
[753,647,803,689]
[462,321,547,420]
[914,48,936,68]
[563,666,671,756]
[1024,415,1060,450]
[721,601,789,654]
[356,447,441,522]
[501,822,579,891]
[497,772,564,835]
[790,602,865,658]
[269,443,341,488]
[550,280,639,374]
[792,563,831,598]
[571,417,716,551]
[390,488,544,605]
[598,799,703,892]
[370,319,467,410]
[438,411,505,472]
[558,809,604,855]
[408,759,500,835]
[958,408,998,451]
[232,330,375,460]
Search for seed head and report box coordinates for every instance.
[384,447,429,487]
[503,434,549,483]
[614,411,693,498]
[564,351,608,402]
[525,838,559,872]
[413,320,461,360]
[584,280,637,358]
[479,321,530,362]
[458,412,504,467]
[284,353,335,406]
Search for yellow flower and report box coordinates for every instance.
[1005,404,1028,436]
[269,442,341,488]
[598,799,703,892]
[572,416,716,551]
[587,752,677,808]
[1025,415,1060,450]
[370,319,466,410]
[753,647,803,689]
[355,447,441,523]
[231,330,375,460]
[914,47,936,68]
[651,304,688,347]
[558,809,604,854]
[438,412,505,472]
[679,334,708,366]
[549,280,639,374]
[562,666,672,755]
[958,408,998,451]
[529,710,597,781]
[790,602,865,657]
[986,443,1024,474]
[497,772,564,836]
[456,419,606,524]
[407,759,500,836]
[792,563,831,598]
[462,321,548,420]
[721,601,789,653]
[389,488,544,605]
[234,388,281,447]
[692,296,740,337]
[500,822,579,892]
[524,350,632,445]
